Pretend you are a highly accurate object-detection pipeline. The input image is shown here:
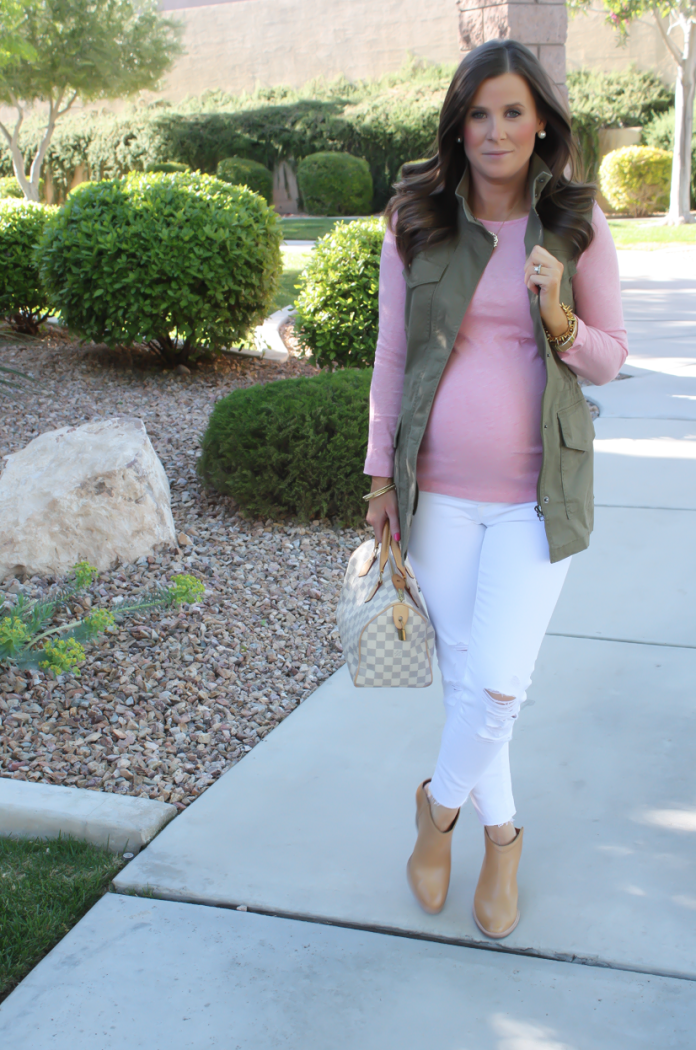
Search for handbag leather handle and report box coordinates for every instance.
[379,520,408,578]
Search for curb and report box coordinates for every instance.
[252,305,294,362]
[0,776,176,855]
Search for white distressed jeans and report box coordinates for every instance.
[408,491,571,825]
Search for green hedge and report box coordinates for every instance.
[568,68,673,181]
[297,151,373,215]
[1,64,674,211]
[0,201,54,333]
[145,161,190,173]
[216,156,273,203]
[38,172,282,365]
[294,217,384,369]
[197,369,371,524]
[0,60,450,211]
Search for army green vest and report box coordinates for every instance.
[393,153,595,564]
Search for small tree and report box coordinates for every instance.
[0,0,182,201]
[570,0,695,224]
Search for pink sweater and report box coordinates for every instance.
[364,202,628,503]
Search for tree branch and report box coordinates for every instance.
[0,120,13,148]
[652,6,684,64]
[0,102,33,199]
[56,90,78,118]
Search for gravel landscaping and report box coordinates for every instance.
[0,331,368,810]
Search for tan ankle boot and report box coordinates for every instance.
[406,779,459,914]
[473,826,523,938]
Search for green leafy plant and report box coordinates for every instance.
[145,160,189,173]
[294,217,383,369]
[599,145,672,216]
[0,562,206,674]
[198,369,371,524]
[0,362,31,396]
[39,637,85,675]
[567,68,674,182]
[37,171,283,366]
[0,199,53,334]
[216,156,273,204]
[297,151,373,215]
[168,574,205,604]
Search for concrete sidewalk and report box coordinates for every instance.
[1,247,695,1047]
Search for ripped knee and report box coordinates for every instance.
[478,687,521,742]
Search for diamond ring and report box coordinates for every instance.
[533,264,542,275]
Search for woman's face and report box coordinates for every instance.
[462,72,545,184]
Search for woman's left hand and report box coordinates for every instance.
[524,245,568,339]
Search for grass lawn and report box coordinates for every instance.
[271,246,314,312]
[280,215,366,241]
[0,836,125,1003]
[608,216,696,249]
[280,213,696,251]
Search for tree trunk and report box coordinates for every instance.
[26,101,59,203]
[9,129,38,201]
[0,107,36,201]
[0,92,73,203]
[666,16,696,224]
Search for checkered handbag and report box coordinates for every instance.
[337,522,435,688]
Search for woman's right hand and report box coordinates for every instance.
[365,476,401,543]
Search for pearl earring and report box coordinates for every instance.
[537,130,547,139]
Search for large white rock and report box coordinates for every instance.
[0,417,177,580]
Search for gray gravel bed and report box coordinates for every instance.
[0,333,366,810]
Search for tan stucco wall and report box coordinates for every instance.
[155,0,676,104]
[1,3,679,140]
[156,0,461,103]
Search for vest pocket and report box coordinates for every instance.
[404,258,448,344]
[557,402,594,520]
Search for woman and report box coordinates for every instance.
[364,40,627,938]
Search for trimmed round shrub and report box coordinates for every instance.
[38,172,282,366]
[294,217,384,369]
[145,161,190,174]
[0,201,54,334]
[198,369,371,524]
[297,152,373,216]
[599,146,672,216]
[216,157,273,204]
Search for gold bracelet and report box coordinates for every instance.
[363,482,396,501]
[543,303,578,353]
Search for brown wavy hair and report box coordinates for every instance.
[386,40,596,268]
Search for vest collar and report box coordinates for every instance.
[454,152,553,226]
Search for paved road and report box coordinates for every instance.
[1,249,695,1049]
